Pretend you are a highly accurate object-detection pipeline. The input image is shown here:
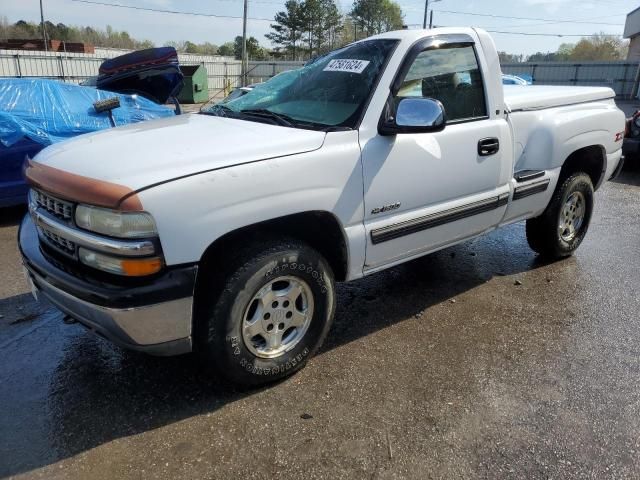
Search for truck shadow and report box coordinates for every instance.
[0,222,558,477]
[611,163,640,186]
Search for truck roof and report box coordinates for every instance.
[364,27,480,42]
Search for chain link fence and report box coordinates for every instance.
[0,49,304,99]
[502,61,640,98]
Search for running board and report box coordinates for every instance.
[513,179,550,200]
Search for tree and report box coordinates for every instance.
[183,40,199,54]
[350,0,403,39]
[569,34,628,61]
[340,15,357,45]
[301,0,342,55]
[266,0,343,58]
[163,40,185,51]
[526,51,564,62]
[265,0,304,60]
[319,0,343,52]
[199,42,219,55]
[0,16,9,41]
[137,40,155,49]
[217,42,235,57]
[0,19,155,49]
[498,51,524,63]
[233,35,267,60]
[557,43,574,61]
[165,40,219,55]
[525,35,628,62]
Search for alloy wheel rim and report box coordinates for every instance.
[558,191,586,242]
[242,275,314,359]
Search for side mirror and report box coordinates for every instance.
[379,97,446,136]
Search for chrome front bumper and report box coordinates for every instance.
[19,215,196,356]
[29,269,193,355]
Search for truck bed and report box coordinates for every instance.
[504,85,615,112]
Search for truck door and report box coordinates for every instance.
[361,37,511,271]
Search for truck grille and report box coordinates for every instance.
[41,227,77,254]
[32,189,74,221]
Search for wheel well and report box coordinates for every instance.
[198,211,349,282]
[560,145,605,190]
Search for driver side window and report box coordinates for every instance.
[397,45,487,122]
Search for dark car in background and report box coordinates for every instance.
[624,110,640,162]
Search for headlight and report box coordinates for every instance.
[75,205,157,238]
[78,248,163,276]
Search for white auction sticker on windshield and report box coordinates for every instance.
[323,59,370,74]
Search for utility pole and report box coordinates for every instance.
[241,0,248,86]
[424,0,442,29]
[39,0,48,52]
[422,0,429,29]
[429,10,434,29]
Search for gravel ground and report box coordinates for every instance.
[1,143,640,479]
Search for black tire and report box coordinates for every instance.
[196,238,336,387]
[525,172,594,258]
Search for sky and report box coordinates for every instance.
[1,0,639,55]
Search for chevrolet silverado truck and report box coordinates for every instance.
[19,28,625,386]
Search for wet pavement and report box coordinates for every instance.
[1,166,640,479]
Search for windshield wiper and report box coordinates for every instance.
[206,106,330,131]
[240,108,294,128]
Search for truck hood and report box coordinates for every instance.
[33,113,326,191]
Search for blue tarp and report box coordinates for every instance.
[0,78,175,148]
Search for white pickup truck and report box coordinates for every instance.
[20,28,625,386]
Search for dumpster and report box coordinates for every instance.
[178,65,209,103]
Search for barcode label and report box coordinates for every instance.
[323,59,370,74]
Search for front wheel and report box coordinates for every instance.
[196,238,336,387]
[526,172,594,258]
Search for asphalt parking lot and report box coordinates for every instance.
[1,151,640,479]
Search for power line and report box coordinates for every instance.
[69,0,277,21]
[486,30,620,37]
[68,0,628,38]
[429,9,626,26]
[423,25,623,37]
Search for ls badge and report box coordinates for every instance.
[371,202,401,215]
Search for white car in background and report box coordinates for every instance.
[217,71,300,106]
[218,84,258,104]
[502,74,530,85]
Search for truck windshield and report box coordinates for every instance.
[201,39,398,130]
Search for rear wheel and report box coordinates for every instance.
[196,238,336,387]
[526,172,594,258]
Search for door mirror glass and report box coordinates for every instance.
[379,97,446,135]
[396,97,445,128]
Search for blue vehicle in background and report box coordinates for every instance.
[0,135,42,208]
[0,47,183,208]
